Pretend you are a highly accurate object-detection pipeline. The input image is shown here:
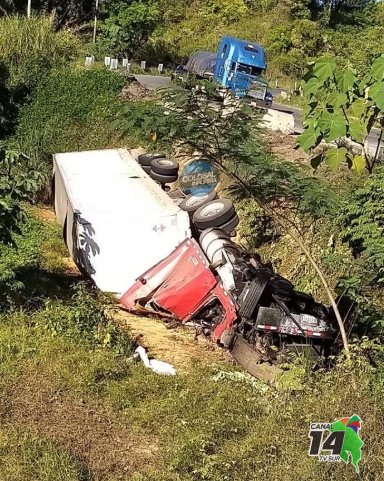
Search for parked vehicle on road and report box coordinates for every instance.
[181,36,273,108]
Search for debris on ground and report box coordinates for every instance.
[212,369,271,392]
[119,80,151,100]
[134,345,176,375]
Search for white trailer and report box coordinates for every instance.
[53,148,191,295]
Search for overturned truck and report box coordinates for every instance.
[53,149,337,375]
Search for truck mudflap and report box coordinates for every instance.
[119,239,238,336]
[230,334,282,381]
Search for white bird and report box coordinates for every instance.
[134,346,176,376]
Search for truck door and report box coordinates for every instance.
[214,41,228,86]
[220,43,229,86]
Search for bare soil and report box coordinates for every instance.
[114,310,231,373]
[263,131,309,164]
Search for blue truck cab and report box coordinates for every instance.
[213,36,273,107]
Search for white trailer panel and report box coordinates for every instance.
[53,148,191,295]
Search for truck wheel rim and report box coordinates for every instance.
[157,159,174,166]
[186,194,208,207]
[199,202,223,217]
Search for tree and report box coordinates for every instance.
[0,146,44,246]
[299,56,384,174]
[283,0,313,19]
[0,0,95,26]
[98,1,159,57]
[314,0,374,25]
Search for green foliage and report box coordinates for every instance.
[97,1,160,57]
[235,198,278,249]
[342,168,384,285]
[200,0,248,22]
[111,99,172,148]
[0,431,85,481]
[40,283,134,355]
[299,56,384,173]
[114,84,337,225]
[0,0,95,27]
[0,207,67,307]
[16,68,125,171]
[0,15,81,93]
[0,147,44,247]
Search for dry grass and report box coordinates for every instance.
[6,370,159,479]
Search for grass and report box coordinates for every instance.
[0,207,383,480]
[0,14,80,90]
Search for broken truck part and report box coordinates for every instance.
[53,148,337,374]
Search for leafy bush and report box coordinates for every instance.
[0,147,44,246]
[342,169,384,285]
[0,206,59,308]
[97,1,160,57]
[16,68,126,175]
[40,283,134,355]
[235,198,278,249]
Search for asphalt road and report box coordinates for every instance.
[134,74,383,153]
[134,74,172,90]
[271,101,383,153]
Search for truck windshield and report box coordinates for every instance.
[237,63,263,77]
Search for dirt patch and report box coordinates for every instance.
[32,205,57,223]
[7,372,159,479]
[114,310,232,373]
[119,80,151,101]
[263,131,309,164]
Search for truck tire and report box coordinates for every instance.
[197,214,239,235]
[179,190,217,213]
[151,158,179,176]
[150,171,178,184]
[138,153,165,167]
[238,269,273,319]
[211,213,239,235]
[141,165,151,174]
[193,199,235,229]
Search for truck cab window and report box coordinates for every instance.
[237,63,263,77]
[221,44,228,58]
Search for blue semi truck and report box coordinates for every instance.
[175,36,273,108]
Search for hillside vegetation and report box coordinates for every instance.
[0,6,383,480]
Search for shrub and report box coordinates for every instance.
[40,283,134,355]
[16,68,126,177]
[97,1,160,57]
[342,169,384,286]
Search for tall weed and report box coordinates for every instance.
[0,14,80,92]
